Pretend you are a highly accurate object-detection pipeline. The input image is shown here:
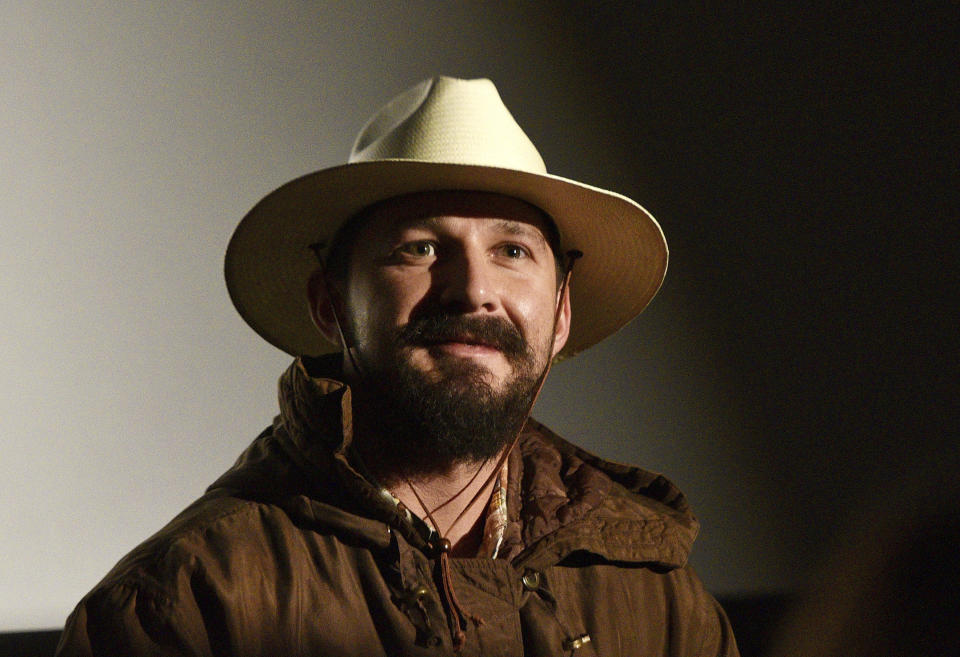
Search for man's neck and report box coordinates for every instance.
[357,429,506,556]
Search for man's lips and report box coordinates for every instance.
[430,334,495,347]
[423,336,500,352]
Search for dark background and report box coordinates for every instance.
[549,2,957,562]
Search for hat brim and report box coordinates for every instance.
[225,160,667,359]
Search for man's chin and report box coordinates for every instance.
[357,343,544,466]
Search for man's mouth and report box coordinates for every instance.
[424,335,501,355]
[396,314,528,360]
[427,334,497,349]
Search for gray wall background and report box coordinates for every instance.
[2,2,953,630]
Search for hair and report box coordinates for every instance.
[320,193,565,286]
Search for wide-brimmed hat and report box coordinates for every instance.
[225,76,667,358]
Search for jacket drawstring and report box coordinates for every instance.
[437,545,484,650]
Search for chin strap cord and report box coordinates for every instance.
[319,265,363,377]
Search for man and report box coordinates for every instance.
[58,77,738,656]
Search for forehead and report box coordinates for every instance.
[355,190,553,241]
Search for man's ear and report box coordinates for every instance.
[551,284,572,358]
[307,267,347,348]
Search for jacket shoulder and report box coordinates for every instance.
[74,492,296,623]
[57,493,276,656]
[514,420,700,569]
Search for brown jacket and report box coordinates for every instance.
[58,357,738,656]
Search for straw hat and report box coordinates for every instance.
[225,76,667,358]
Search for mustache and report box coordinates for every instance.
[396,314,528,359]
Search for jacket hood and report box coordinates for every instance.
[209,356,699,571]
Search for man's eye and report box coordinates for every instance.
[499,244,529,259]
[399,241,436,258]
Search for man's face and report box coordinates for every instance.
[316,190,570,464]
[342,190,569,391]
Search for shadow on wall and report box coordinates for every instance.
[766,507,960,657]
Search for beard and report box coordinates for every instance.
[354,313,547,468]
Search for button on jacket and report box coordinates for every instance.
[57,356,739,656]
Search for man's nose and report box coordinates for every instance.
[435,250,497,312]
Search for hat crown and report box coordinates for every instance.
[349,76,547,174]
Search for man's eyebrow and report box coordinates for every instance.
[489,219,548,245]
[476,219,551,254]
[403,217,550,248]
